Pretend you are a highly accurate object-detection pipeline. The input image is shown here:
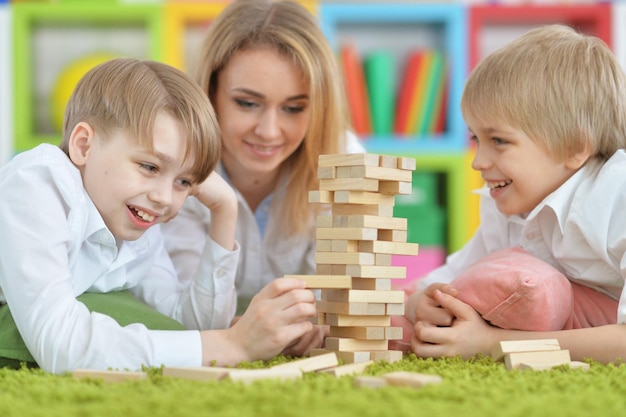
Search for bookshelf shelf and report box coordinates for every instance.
[12,2,164,153]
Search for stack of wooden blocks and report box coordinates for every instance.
[493,339,590,371]
[297,153,419,364]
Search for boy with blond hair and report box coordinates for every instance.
[0,58,317,374]
[404,25,626,363]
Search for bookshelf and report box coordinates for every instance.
[319,3,469,260]
[12,2,164,153]
[2,0,620,278]
[0,2,11,167]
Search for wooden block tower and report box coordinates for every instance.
[297,153,419,364]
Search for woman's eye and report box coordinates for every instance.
[285,105,305,114]
[235,98,257,109]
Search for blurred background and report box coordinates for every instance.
[0,0,620,279]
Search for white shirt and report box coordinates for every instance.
[163,132,365,307]
[0,144,239,373]
[418,150,626,323]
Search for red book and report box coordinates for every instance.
[340,44,372,136]
[393,50,425,135]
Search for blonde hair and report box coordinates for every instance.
[195,0,351,235]
[60,58,221,183]
[462,24,626,162]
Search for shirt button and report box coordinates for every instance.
[216,268,225,278]
[527,233,535,240]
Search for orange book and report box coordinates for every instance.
[393,50,424,135]
[340,44,371,135]
[406,50,434,135]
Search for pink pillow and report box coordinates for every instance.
[452,247,573,331]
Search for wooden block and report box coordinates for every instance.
[286,274,352,289]
[371,350,404,363]
[316,264,332,274]
[334,191,395,206]
[337,165,413,182]
[321,289,405,304]
[227,368,302,384]
[72,369,148,383]
[318,153,381,167]
[309,190,333,203]
[504,349,571,370]
[325,337,388,352]
[329,326,386,340]
[317,166,336,179]
[319,360,374,377]
[375,253,392,266]
[323,313,391,327]
[162,367,230,381]
[316,227,378,241]
[315,251,375,265]
[319,177,379,192]
[398,156,416,171]
[351,278,392,291]
[330,239,358,252]
[311,348,372,364]
[518,360,589,372]
[316,239,332,252]
[331,214,407,230]
[386,303,406,315]
[316,300,386,315]
[358,240,419,256]
[380,155,398,169]
[379,181,413,195]
[316,215,333,228]
[383,372,442,388]
[377,229,408,242]
[354,376,388,389]
[492,339,561,361]
[332,203,394,217]
[385,326,404,340]
[345,264,407,279]
[271,352,338,373]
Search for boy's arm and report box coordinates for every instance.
[191,171,237,252]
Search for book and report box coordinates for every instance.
[393,50,425,135]
[364,51,395,136]
[340,44,372,136]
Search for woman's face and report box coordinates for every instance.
[214,47,311,180]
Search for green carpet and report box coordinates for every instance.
[1,354,624,417]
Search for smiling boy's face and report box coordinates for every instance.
[69,112,196,242]
[467,115,585,217]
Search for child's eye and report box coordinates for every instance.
[493,137,508,145]
[175,178,193,189]
[140,163,158,173]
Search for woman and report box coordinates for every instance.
[162,0,364,352]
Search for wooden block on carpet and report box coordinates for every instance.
[493,339,561,361]
[270,352,338,373]
[72,369,148,383]
[162,366,230,381]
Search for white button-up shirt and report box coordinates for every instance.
[418,150,626,323]
[163,133,365,309]
[0,144,239,373]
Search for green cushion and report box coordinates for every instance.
[0,290,186,369]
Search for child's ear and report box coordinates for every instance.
[564,142,591,170]
[67,122,95,167]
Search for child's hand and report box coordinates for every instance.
[407,283,458,326]
[191,171,238,251]
[281,324,327,357]
[224,277,317,362]
[191,171,237,214]
[411,289,498,359]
